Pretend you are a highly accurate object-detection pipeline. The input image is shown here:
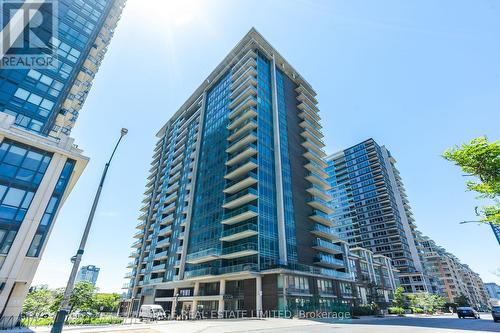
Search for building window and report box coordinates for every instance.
[0,140,53,254]
[26,159,75,257]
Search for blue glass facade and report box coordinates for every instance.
[186,72,231,274]
[0,0,120,135]
[327,139,418,273]
[26,159,75,257]
[255,53,279,269]
[0,139,52,254]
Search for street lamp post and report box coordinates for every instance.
[51,128,128,333]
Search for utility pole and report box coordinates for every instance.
[51,128,128,333]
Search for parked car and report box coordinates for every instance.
[139,304,166,320]
[457,307,480,319]
[492,306,500,322]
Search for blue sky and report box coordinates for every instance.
[32,0,500,292]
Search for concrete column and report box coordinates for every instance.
[256,276,262,317]
[218,279,226,316]
[192,282,200,311]
[282,274,288,311]
[171,287,179,319]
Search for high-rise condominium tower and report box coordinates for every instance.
[326,138,430,293]
[0,0,125,319]
[125,28,358,316]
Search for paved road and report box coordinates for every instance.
[19,314,500,333]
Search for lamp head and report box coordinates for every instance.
[120,128,128,137]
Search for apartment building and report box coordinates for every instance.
[123,28,361,317]
[419,236,490,309]
[326,138,430,294]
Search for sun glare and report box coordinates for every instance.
[132,0,204,27]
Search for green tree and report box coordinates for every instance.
[407,293,446,314]
[392,287,406,308]
[443,137,500,225]
[51,282,97,316]
[23,286,54,317]
[454,294,470,307]
[92,293,120,313]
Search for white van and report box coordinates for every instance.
[139,304,166,320]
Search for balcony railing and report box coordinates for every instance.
[221,242,258,257]
[221,204,258,225]
[185,248,220,264]
[220,222,258,242]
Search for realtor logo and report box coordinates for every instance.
[0,0,58,68]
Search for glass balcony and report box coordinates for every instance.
[163,202,176,214]
[311,224,339,241]
[304,162,329,179]
[158,225,172,237]
[154,250,168,260]
[226,143,257,166]
[301,127,324,148]
[133,230,144,239]
[131,239,142,248]
[219,263,258,275]
[305,172,331,191]
[225,157,258,180]
[166,182,179,194]
[231,49,257,74]
[135,219,146,230]
[184,267,218,279]
[231,58,257,86]
[222,187,258,210]
[303,149,328,168]
[310,210,334,227]
[313,238,343,255]
[149,277,164,284]
[151,264,166,272]
[229,94,257,118]
[295,85,318,104]
[223,171,258,194]
[226,130,257,154]
[174,260,181,266]
[126,261,137,268]
[186,248,220,264]
[307,197,335,215]
[220,242,258,259]
[220,222,258,242]
[229,85,257,111]
[129,251,140,258]
[230,75,257,101]
[228,119,258,142]
[306,184,332,201]
[297,92,319,113]
[221,204,258,225]
[124,272,134,278]
[176,246,183,253]
[160,214,174,226]
[302,138,326,157]
[227,107,257,131]
[156,238,170,248]
[314,254,345,269]
[297,100,320,119]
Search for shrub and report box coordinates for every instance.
[21,316,123,327]
[352,304,376,316]
[388,307,405,315]
[411,307,424,314]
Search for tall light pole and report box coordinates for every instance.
[51,128,128,333]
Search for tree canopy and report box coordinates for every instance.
[443,137,500,225]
